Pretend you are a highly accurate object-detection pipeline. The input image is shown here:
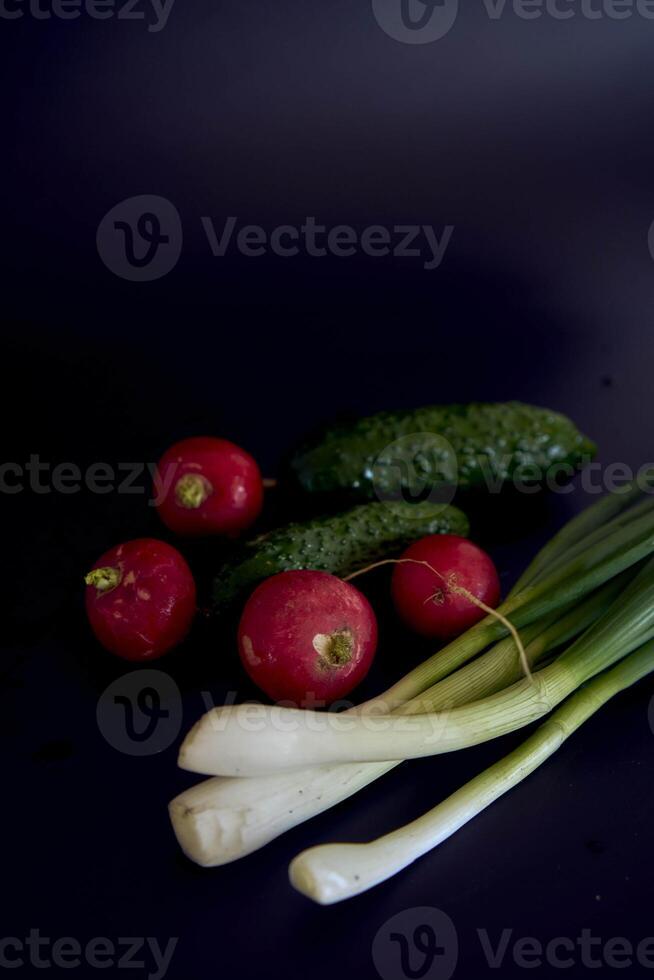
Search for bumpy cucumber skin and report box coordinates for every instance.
[212,501,469,612]
[290,402,596,499]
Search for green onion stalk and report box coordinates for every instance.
[402,573,630,715]
[179,554,654,776]
[170,583,617,866]
[382,495,654,708]
[171,584,621,866]
[170,486,654,865]
[290,637,654,904]
[509,470,654,595]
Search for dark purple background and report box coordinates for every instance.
[2,2,654,978]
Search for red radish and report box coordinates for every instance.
[154,436,263,537]
[85,538,196,661]
[238,570,377,705]
[391,535,501,641]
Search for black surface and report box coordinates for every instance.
[2,2,654,978]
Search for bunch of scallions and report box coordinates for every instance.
[170,478,654,903]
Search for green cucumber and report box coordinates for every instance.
[212,500,469,613]
[289,401,596,501]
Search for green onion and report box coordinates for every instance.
[400,573,630,715]
[170,585,616,865]
[289,637,654,904]
[519,492,654,598]
[169,761,400,867]
[170,578,620,865]
[510,474,653,595]
[171,485,654,865]
[179,555,654,776]
[383,495,654,707]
